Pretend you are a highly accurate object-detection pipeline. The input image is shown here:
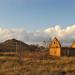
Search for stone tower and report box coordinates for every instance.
[49,37,61,56]
[72,41,75,48]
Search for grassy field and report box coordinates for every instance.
[0,50,75,75]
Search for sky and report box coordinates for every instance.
[0,0,75,45]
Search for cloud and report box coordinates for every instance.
[0,25,75,45]
[0,28,24,42]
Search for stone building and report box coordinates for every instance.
[49,37,61,56]
[72,41,75,48]
[49,37,75,56]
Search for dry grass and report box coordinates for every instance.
[0,51,75,75]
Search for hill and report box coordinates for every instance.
[0,39,29,51]
[0,39,44,52]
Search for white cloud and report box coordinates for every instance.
[0,25,75,45]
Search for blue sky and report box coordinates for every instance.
[0,0,75,31]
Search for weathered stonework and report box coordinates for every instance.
[49,37,75,57]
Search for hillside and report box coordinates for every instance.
[0,39,43,52]
[0,39,29,54]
